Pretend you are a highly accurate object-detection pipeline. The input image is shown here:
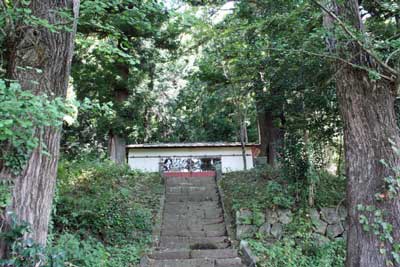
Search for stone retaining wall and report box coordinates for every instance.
[235,207,347,245]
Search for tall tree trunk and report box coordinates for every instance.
[339,66,400,267]
[265,111,277,167]
[109,63,129,164]
[325,1,400,266]
[257,108,268,158]
[108,131,126,165]
[240,117,248,170]
[1,0,80,254]
[258,108,283,167]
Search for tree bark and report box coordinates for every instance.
[257,108,269,158]
[240,117,248,170]
[325,1,400,266]
[257,108,283,167]
[265,111,277,167]
[0,0,80,253]
[108,131,126,165]
[108,63,129,164]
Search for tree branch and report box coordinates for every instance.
[311,0,399,79]
[386,48,400,65]
[265,47,395,82]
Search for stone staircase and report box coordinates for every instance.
[141,175,246,267]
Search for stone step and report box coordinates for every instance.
[160,236,231,250]
[162,222,226,233]
[164,201,221,211]
[162,216,224,226]
[148,249,238,260]
[141,175,245,267]
[161,229,226,237]
[163,208,223,219]
[166,185,218,194]
[141,257,245,267]
[165,193,219,202]
[215,258,245,267]
[166,177,216,186]
[142,258,214,267]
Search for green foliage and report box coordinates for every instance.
[0,159,162,267]
[221,167,347,266]
[314,171,346,208]
[249,238,345,267]
[55,160,162,245]
[106,244,144,267]
[0,180,11,208]
[49,159,163,266]
[0,219,108,267]
[51,233,109,267]
[0,214,60,267]
[355,145,400,266]
[0,80,67,172]
[248,210,345,267]
[220,166,295,212]
[221,165,346,215]
[63,0,188,151]
[62,98,115,160]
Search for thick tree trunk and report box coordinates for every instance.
[108,63,129,164]
[108,132,126,165]
[240,118,248,170]
[325,0,400,266]
[257,109,269,158]
[265,111,277,167]
[257,108,283,167]
[338,65,400,267]
[0,0,80,253]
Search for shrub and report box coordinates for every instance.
[314,171,346,207]
[220,166,294,212]
[49,159,163,266]
[51,233,109,267]
[54,160,162,245]
[106,244,147,267]
[0,213,109,267]
[249,238,345,267]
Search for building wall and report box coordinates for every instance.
[127,147,254,173]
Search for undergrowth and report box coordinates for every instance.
[219,166,346,267]
[1,159,163,267]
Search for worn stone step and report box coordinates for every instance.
[148,249,238,260]
[215,258,245,267]
[141,257,245,267]
[161,229,226,237]
[192,249,238,259]
[142,258,215,267]
[162,222,226,233]
[160,236,231,249]
[163,216,224,226]
[166,185,218,194]
[166,177,216,186]
[163,208,223,219]
[164,202,221,211]
[163,210,222,217]
[165,193,219,202]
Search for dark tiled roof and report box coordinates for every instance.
[126,142,259,149]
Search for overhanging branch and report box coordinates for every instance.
[311,0,399,80]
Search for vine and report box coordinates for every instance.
[358,141,400,266]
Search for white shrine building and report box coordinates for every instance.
[126,142,259,174]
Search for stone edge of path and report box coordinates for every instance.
[239,240,258,267]
[152,175,166,248]
[215,174,236,247]
[140,175,166,266]
[217,174,257,267]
